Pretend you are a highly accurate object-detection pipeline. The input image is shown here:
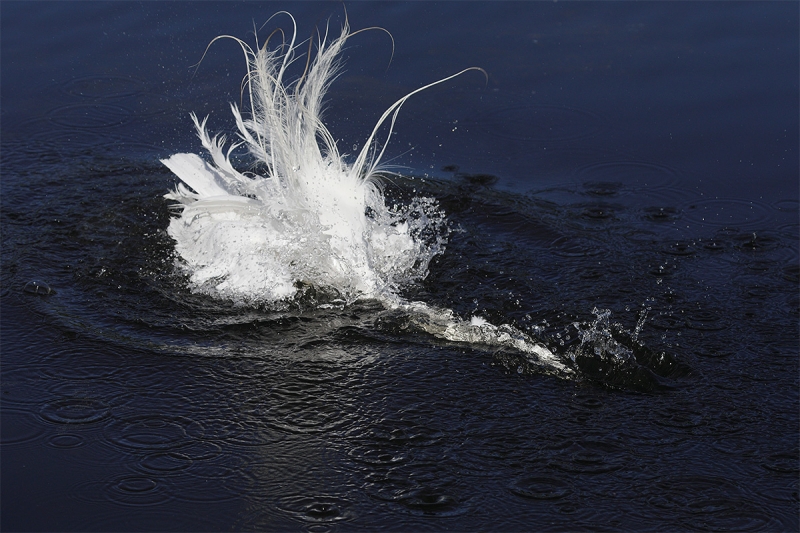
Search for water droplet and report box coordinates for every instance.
[24,280,52,295]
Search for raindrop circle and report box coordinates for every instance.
[575,161,681,192]
[277,495,355,523]
[48,434,85,448]
[40,398,110,424]
[139,452,193,473]
[106,415,204,451]
[1,408,46,445]
[508,476,572,500]
[682,198,773,229]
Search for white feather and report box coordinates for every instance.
[157,12,573,373]
[162,12,482,304]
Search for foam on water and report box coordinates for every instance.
[160,11,572,372]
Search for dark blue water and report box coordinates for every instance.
[2,2,798,531]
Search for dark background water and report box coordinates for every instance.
[2,2,798,531]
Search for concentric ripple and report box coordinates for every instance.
[40,398,110,425]
[682,198,773,229]
[575,160,682,192]
[277,495,355,524]
[105,414,204,451]
[508,476,572,500]
[1,408,46,445]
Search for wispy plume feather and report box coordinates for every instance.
[160,11,573,375]
[162,11,483,304]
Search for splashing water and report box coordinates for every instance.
[159,11,582,376]
[162,12,474,305]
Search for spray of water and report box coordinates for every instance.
[160,11,576,375]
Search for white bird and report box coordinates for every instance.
[162,11,480,305]
[161,12,570,374]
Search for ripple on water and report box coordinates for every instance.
[685,309,728,331]
[46,103,133,130]
[29,127,118,151]
[773,199,799,213]
[179,440,223,461]
[105,414,204,451]
[508,475,572,500]
[40,398,110,425]
[711,435,759,457]
[778,220,800,242]
[39,348,122,381]
[733,230,782,254]
[396,487,470,517]
[648,312,687,331]
[643,475,778,531]
[694,346,734,359]
[1,135,62,168]
[0,366,48,413]
[650,406,705,430]
[701,238,727,252]
[47,433,85,448]
[277,495,355,524]
[347,445,407,467]
[579,203,616,221]
[0,408,46,445]
[266,399,351,435]
[782,263,800,284]
[107,136,171,157]
[222,391,308,444]
[547,236,603,258]
[210,416,283,447]
[574,161,681,193]
[72,474,171,507]
[261,373,356,435]
[362,464,466,517]
[547,440,626,475]
[761,452,799,474]
[642,206,681,223]
[362,418,445,448]
[138,451,194,474]
[757,486,800,505]
[682,198,773,229]
[118,91,174,117]
[660,240,697,256]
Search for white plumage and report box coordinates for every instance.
[162,12,478,305]
[160,12,572,374]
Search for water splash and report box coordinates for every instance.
[379,301,573,376]
[564,307,685,390]
[162,12,478,305]
[571,308,634,365]
[159,11,672,383]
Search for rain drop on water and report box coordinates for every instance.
[23,280,52,295]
